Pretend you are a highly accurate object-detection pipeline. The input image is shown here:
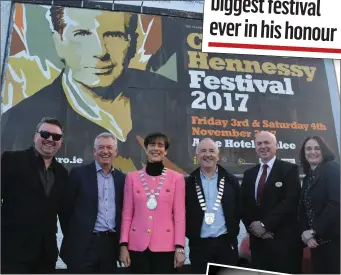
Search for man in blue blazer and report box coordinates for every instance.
[60,132,126,273]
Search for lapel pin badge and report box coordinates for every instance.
[275,182,283,187]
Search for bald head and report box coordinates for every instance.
[255,131,277,143]
[255,131,278,163]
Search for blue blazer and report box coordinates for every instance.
[60,161,126,265]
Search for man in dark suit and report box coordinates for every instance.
[185,138,240,274]
[240,131,302,274]
[1,117,68,274]
[60,132,126,273]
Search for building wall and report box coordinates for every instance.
[334,60,340,93]
[1,0,12,77]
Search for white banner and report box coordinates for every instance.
[202,0,341,59]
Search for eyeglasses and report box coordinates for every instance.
[38,130,63,141]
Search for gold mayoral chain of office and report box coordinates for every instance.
[195,176,225,225]
[139,168,168,210]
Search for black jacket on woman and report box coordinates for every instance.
[299,160,340,242]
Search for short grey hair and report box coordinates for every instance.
[94,132,118,148]
[196,138,219,154]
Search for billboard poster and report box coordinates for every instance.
[1,3,339,175]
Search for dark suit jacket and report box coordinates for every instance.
[185,165,240,245]
[240,158,301,242]
[298,161,340,241]
[60,161,126,266]
[1,147,68,263]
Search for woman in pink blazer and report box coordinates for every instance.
[119,132,186,273]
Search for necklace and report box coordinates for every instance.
[195,176,225,225]
[139,168,167,210]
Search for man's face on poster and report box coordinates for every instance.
[53,9,133,88]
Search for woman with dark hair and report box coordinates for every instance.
[119,132,186,274]
[298,136,340,274]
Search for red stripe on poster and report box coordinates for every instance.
[208,42,341,54]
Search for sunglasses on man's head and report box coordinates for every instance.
[38,130,63,141]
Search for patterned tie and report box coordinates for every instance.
[257,164,268,202]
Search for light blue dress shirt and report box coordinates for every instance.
[94,161,116,232]
[200,169,227,238]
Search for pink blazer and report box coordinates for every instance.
[120,168,185,252]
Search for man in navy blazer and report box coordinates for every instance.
[60,132,126,273]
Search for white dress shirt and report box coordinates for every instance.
[254,155,276,200]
